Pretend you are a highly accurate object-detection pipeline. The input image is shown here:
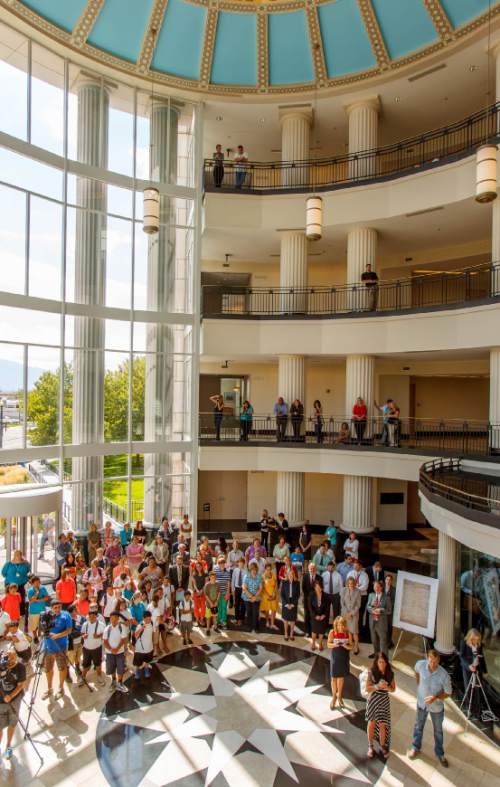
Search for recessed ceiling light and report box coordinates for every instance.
[216,115,223,121]
[469,64,480,72]
[394,96,401,103]
[258,117,266,124]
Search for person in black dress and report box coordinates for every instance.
[459,628,488,718]
[327,616,353,709]
[209,394,224,440]
[309,579,328,651]
[281,569,300,641]
[299,523,312,566]
[366,652,395,759]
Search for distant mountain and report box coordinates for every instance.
[0,359,46,394]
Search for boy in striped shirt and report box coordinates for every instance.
[214,556,231,630]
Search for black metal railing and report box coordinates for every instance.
[204,103,500,194]
[201,261,500,318]
[199,413,500,459]
[419,458,500,516]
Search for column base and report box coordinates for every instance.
[340,525,375,536]
[434,640,455,657]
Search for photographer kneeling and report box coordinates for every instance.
[0,649,26,759]
[41,600,72,701]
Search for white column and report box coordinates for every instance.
[143,99,180,526]
[277,354,305,526]
[434,530,457,655]
[492,46,500,264]
[342,354,375,534]
[347,226,377,310]
[280,231,308,313]
[72,77,109,533]
[345,96,380,179]
[490,348,500,451]
[279,105,312,188]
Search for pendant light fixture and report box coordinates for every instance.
[143,28,160,233]
[475,0,497,204]
[306,84,322,240]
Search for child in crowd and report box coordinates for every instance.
[1,584,21,621]
[178,590,194,646]
[133,610,154,679]
[101,586,118,623]
[5,619,31,664]
[291,546,305,575]
[204,573,220,636]
[27,576,49,643]
[148,594,169,656]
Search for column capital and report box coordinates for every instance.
[344,95,381,117]
[73,70,117,95]
[278,103,313,127]
[148,96,184,116]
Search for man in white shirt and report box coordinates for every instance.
[231,557,246,625]
[322,561,344,623]
[81,605,106,685]
[227,540,244,571]
[103,611,129,693]
[179,515,193,547]
[134,611,154,679]
[343,532,359,560]
[234,145,248,189]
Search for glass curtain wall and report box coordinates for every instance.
[0,22,201,535]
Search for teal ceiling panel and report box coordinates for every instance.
[152,0,207,80]
[318,0,377,77]
[440,0,494,28]
[211,12,257,85]
[21,0,87,32]
[88,0,154,63]
[268,10,314,85]
[371,0,438,59]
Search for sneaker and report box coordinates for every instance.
[110,679,117,691]
[55,689,65,700]
[5,747,13,760]
[214,627,220,634]
[116,682,128,694]
[77,678,84,687]
[206,629,211,636]
[408,750,419,760]
[42,689,53,701]
[438,757,449,768]
[187,638,193,644]
[134,670,141,680]
[97,675,106,686]
[144,668,151,679]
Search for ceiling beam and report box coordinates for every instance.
[70,0,105,48]
[306,2,327,87]
[137,0,169,74]
[356,0,390,70]
[422,0,454,43]
[200,1,218,88]
[257,6,268,93]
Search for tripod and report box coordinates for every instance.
[460,670,498,724]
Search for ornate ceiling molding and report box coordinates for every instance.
[305,0,327,87]
[422,0,454,43]
[257,7,268,92]
[356,0,390,70]
[200,1,218,87]
[70,0,105,48]
[137,0,169,74]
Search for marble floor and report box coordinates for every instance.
[1,627,499,787]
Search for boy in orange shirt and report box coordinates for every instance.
[1,583,22,621]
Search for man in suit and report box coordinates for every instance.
[168,554,190,608]
[384,573,396,648]
[366,580,392,657]
[301,563,317,636]
[366,560,385,592]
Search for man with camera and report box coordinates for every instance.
[0,649,26,759]
[41,600,72,701]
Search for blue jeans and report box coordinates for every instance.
[235,170,246,188]
[412,707,444,757]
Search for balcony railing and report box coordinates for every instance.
[204,103,500,194]
[419,458,500,519]
[201,261,500,319]
[199,413,500,459]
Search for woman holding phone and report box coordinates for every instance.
[365,651,396,759]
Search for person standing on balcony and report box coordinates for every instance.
[351,397,368,445]
[210,394,224,441]
[290,399,304,441]
[361,263,379,311]
[374,399,393,446]
[234,145,248,189]
[212,144,224,188]
[274,397,288,442]
[239,400,254,441]
[313,400,324,443]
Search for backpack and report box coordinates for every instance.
[359,669,370,699]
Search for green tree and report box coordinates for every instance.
[27,364,73,446]
[104,357,145,442]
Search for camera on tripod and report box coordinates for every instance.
[39,609,56,634]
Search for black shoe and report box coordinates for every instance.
[438,757,449,768]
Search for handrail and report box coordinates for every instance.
[419,458,500,514]
[203,102,500,194]
[201,260,500,318]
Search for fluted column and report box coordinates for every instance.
[347,227,377,310]
[278,355,305,404]
[492,46,500,266]
[342,354,375,534]
[434,530,457,655]
[280,231,308,313]
[277,354,305,526]
[143,99,179,526]
[345,96,380,179]
[490,348,500,451]
[279,105,312,188]
[72,78,109,533]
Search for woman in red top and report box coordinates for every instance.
[351,397,368,445]
[56,568,76,609]
[1,584,22,621]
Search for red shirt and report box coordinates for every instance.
[352,404,367,419]
[56,578,76,604]
[1,593,21,620]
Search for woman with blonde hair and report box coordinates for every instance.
[459,628,487,717]
[341,576,361,655]
[327,616,352,709]
[260,563,279,629]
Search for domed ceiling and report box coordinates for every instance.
[4,0,500,95]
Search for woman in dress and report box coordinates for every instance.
[327,616,353,709]
[87,522,100,563]
[313,400,324,444]
[127,535,145,574]
[209,394,224,441]
[365,652,395,759]
[191,561,208,628]
[260,564,279,629]
[341,576,361,655]
[299,524,312,567]
[280,568,300,641]
[309,578,328,651]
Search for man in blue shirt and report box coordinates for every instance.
[409,650,452,767]
[274,397,288,442]
[27,576,50,644]
[42,600,72,701]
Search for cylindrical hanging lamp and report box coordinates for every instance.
[306,195,323,241]
[475,144,497,203]
[143,187,160,234]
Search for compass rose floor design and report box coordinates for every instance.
[96,640,387,787]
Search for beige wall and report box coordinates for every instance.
[377,374,410,419]
[376,479,408,531]
[247,470,277,521]
[198,471,247,521]
[304,473,343,524]
[407,481,426,525]
[413,376,489,421]
[201,258,347,288]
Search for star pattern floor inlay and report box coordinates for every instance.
[96,640,387,787]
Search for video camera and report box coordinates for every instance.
[0,652,17,695]
[39,609,56,635]
[0,652,9,677]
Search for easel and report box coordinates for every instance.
[392,629,428,662]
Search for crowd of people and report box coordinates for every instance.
[0,514,467,766]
